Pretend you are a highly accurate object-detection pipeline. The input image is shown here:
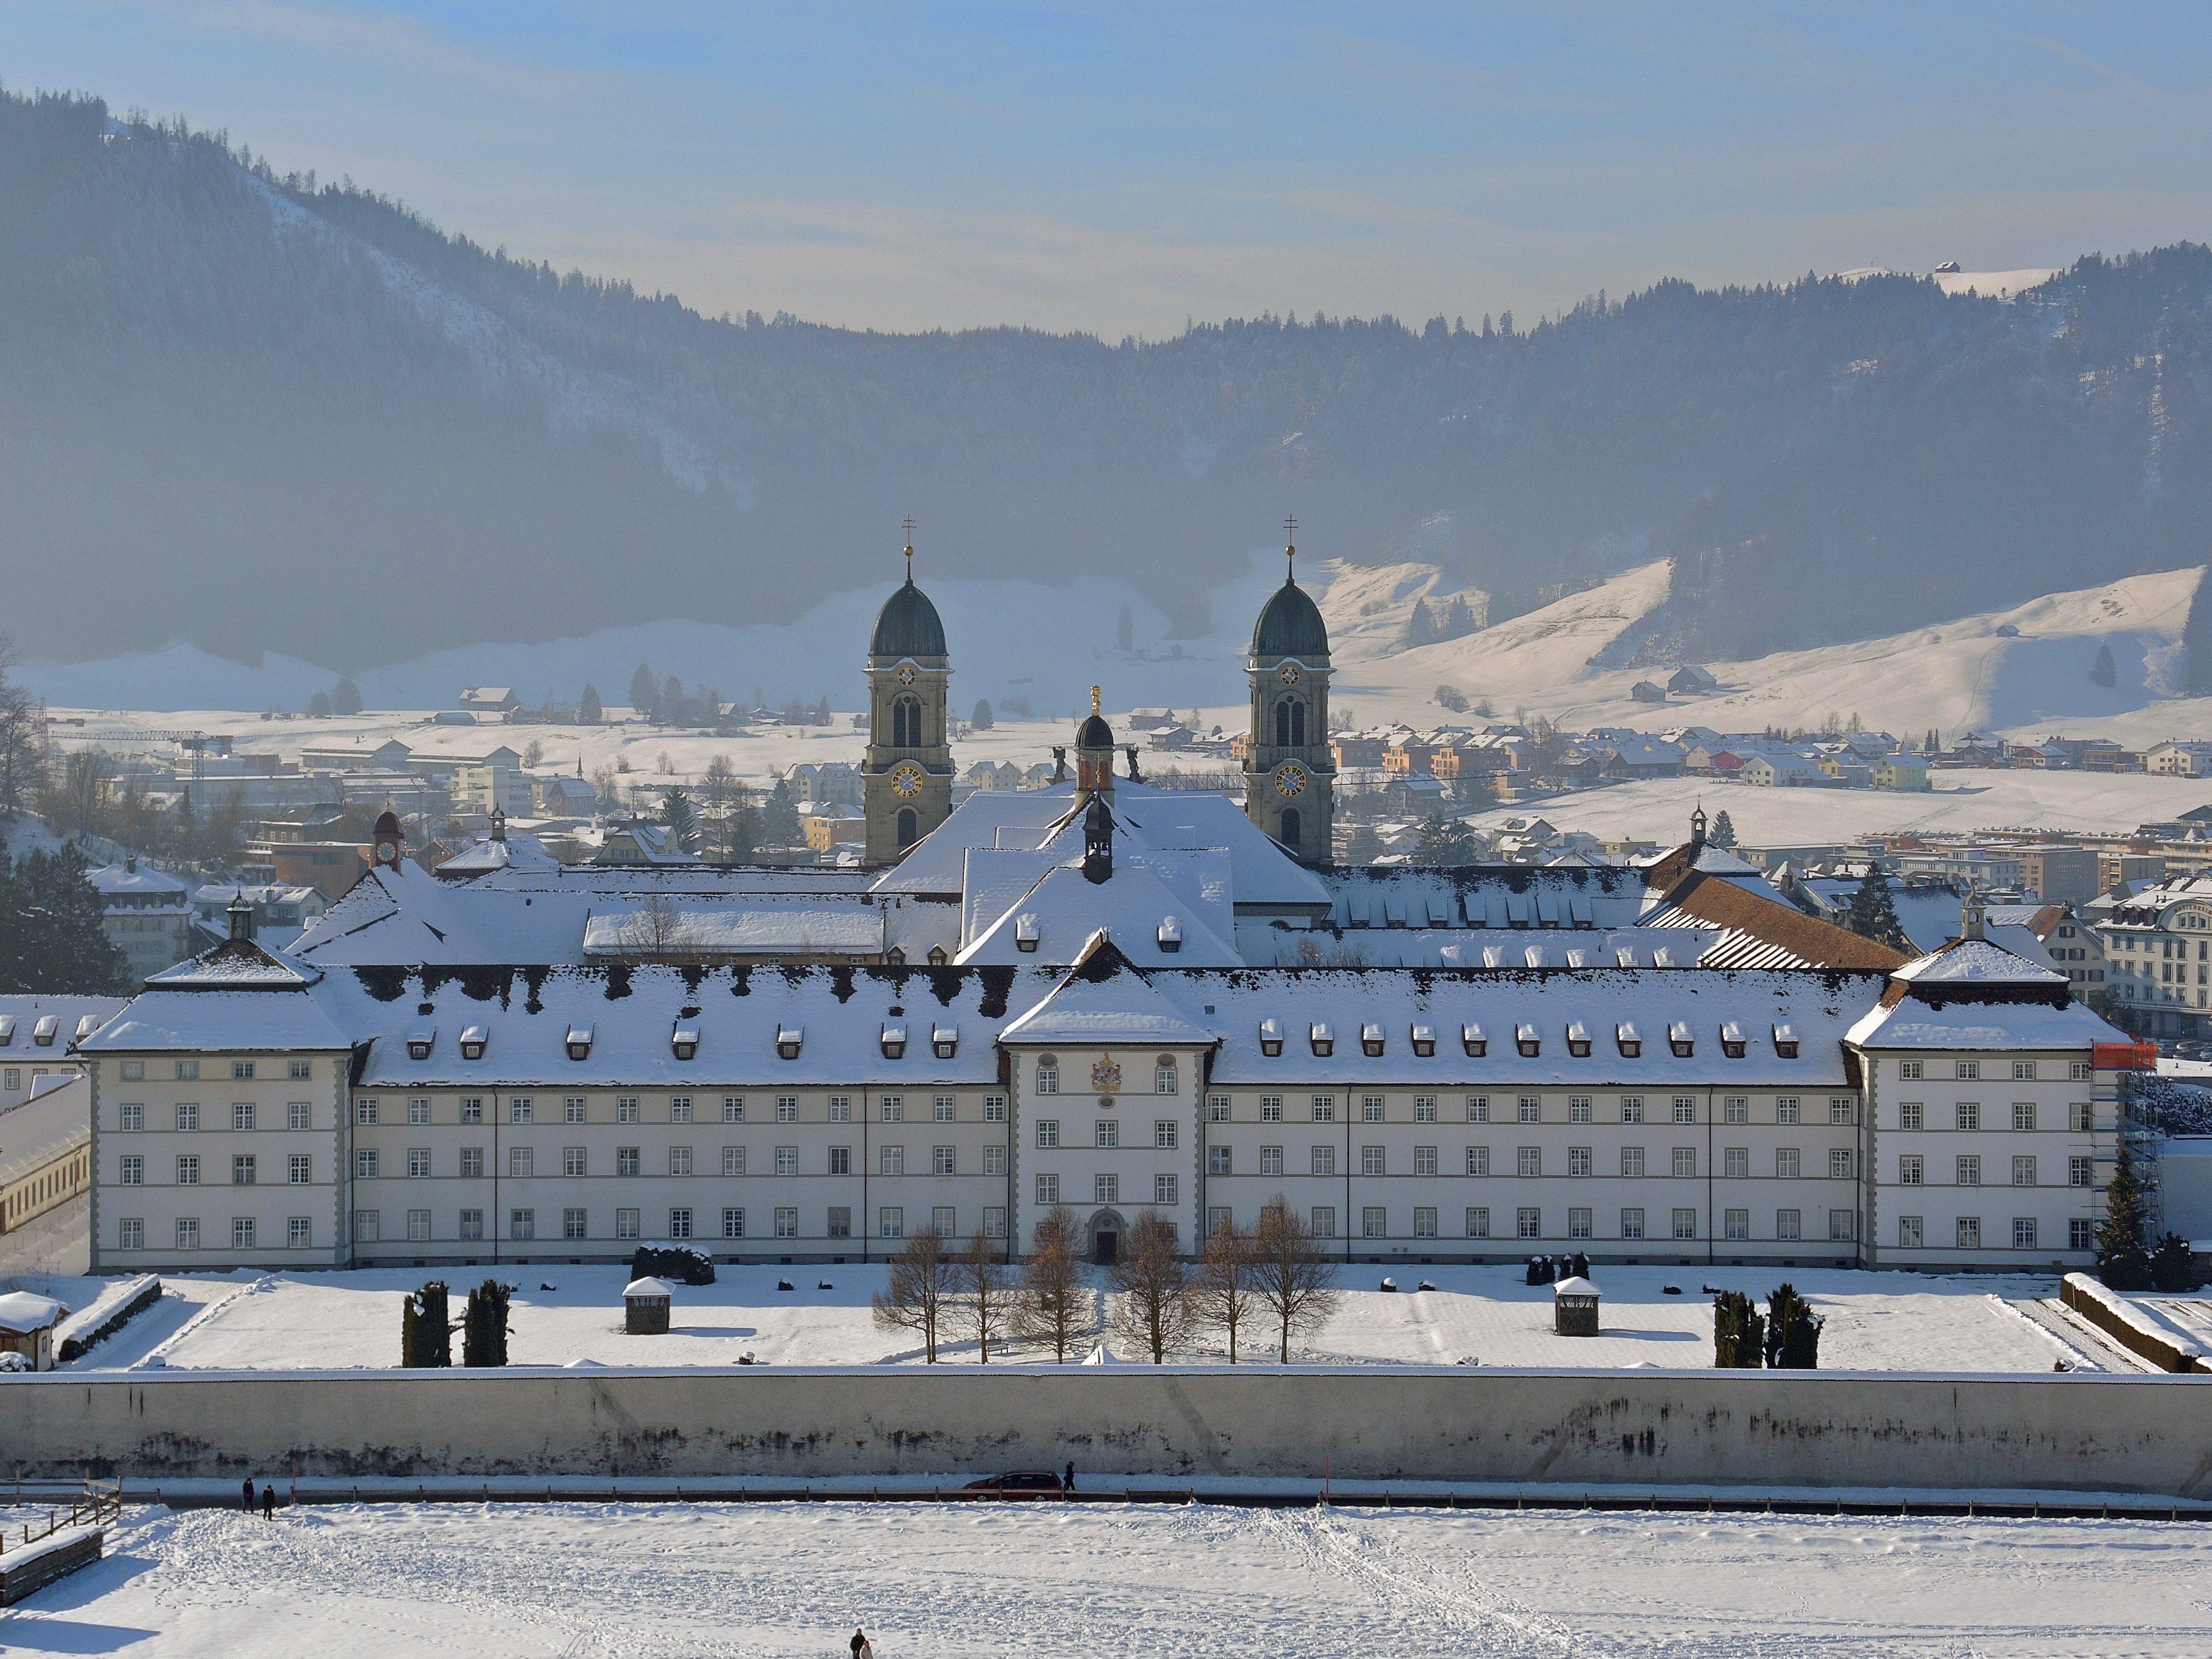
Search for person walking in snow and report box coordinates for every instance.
[241,1476,256,1512]
[1064,1461,1075,1494]
[849,1627,873,1658]
[260,1483,275,1520]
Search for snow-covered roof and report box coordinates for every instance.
[436,831,562,876]
[80,986,358,1053]
[0,995,128,1048]
[1891,938,2067,988]
[87,861,190,899]
[623,1277,673,1299]
[1239,925,1723,970]
[999,936,1218,1047]
[1552,1276,1599,1296]
[145,937,324,988]
[1846,997,2124,1051]
[0,1291,65,1334]
[957,864,1240,969]
[582,904,886,961]
[0,1074,90,1185]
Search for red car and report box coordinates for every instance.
[963,1470,1065,1495]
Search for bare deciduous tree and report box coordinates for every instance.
[1251,1199,1343,1362]
[872,1225,957,1362]
[959,1229,1011,1363]
[1191,1219,1258,1363]
[1110,1213,1194,1364]
[609,894,700,963]
[1018,1206,1086,1362]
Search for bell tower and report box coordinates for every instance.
[863,528,954,864]
[1243,525,1335,865]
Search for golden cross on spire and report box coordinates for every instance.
[1284,515,1298,582]
[1091,685,1102,717]
[901,517,916,579]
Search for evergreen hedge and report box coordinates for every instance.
[462,1280,513,1367]
[630,1244,716,1285]
[401,1280,451,1368]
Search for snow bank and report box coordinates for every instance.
[2061,1274,2206,1371]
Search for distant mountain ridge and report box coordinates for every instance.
[3,87,2210,680]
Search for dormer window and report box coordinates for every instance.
[1771,1022,1799,1059]
[565,1023,594,1062]
[1361,1023,1385,1057]
[881,1021,908,1060]
[1157,916,1182,954]
[1668,1021,1694,1059]
[932,1024,959,1060]
[1516,1022,1540,1058]
[1566,1020,1592,1059]
[0,1015,15,1046]
[776,1025,804,1061]
[1259,1019,1284,1058]
[74,1014,100,1041]
[1310,1022,1334,1058]
[1014,914,1039,953]
[1720,1020,1746,1060]
[1616,1021,1642,1058]
[886,946,907,966]
[672,1024,701,1062]
[459,1025,488,1061]
[1462,1022,1487,1057]
[1410,1022,1436,1058]
[927,946,948,966]
[407,1026,436,1061]
[33,1016,58,1047]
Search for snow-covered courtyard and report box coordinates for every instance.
[15,1261,2177,1374]
[9,1498,2212,1656]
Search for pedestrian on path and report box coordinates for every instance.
[242,1477,256,1512]
[1064,1461,1075,1494]
[849,1627,874,1658]
[260,1483,275,1520]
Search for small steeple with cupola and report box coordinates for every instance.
[1243,524,1335,865]
[863,526,954,864]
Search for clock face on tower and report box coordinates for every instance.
[895,664,918,687]
[1273,761,1308,798]
[1277,662,1302,686]
[890,763,926,799]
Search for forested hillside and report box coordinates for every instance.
[2,87,2208,675]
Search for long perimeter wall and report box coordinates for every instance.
[4,1369,2209,1496]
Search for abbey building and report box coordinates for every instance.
[66,534,2135,1276]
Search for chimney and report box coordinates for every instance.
[227,889,255,942]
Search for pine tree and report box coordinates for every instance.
[306,690,333,718]
[2151,1232,2195,1292]
[971,699,994,731]
[332,677,363,716]
[1713,1290,1765,1366]
[660,788,699,852]
[1708,809,1737,848]
[761,777,801,847]
[578,684,602,724]
[628,664,657,714]
[2090,642,2117,688]
[2096,1144,2153,1290]
[1844,867,1907,950]
[1441,595,1477,639]
[1404,599,1438,648]
[1762,1284,1823,1368]
[0,846,132,993]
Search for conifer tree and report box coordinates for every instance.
[628,664,657,714]
[660,787,699,852]
[1844,867,1907,951]
[761,776,801,847]
[2096,1144,2153,1290]
[578,685,602,724]
[1404,599,1437,649]
[1712,1290,1764,1367]
[1762,1284,1823,1369]
[306,690,333,718]
[2090,642,2117,689]
[0,845,132,993]
[462,1280,511,1367]
[333,677,363,715]
[1708,808,1737,848]
[402,1280,451,1367]
[1441,595,1477,639]
[2151,1232,2195,1292]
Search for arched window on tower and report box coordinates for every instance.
[892,695,922,748]
[1275,697,1306,748]
[1280,807,1301,852]
[896,807,919,848]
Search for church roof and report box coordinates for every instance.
[869,577,947,660]
[1252,577,1329,659]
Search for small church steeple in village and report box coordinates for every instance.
[862,522,954,864]
[1074,686,1117,796]
[1243,518,1337,865]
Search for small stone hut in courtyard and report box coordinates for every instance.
[1552,1276,1600,1337]
[622,1276,672,1335]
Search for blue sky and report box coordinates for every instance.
[8,3,2210,335]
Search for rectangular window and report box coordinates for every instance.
[2012,1154,2037,1187]
[1568,1095,1592,1124]
[1899,1154,1924,1185]
[1095,1173,1119,1204]
[1776,1208,1801,1240]
[557,1145,586,1179]
[880,1096,904,1123]
[1311,1206,1337,1238]
[935,1095,957,1123]
[1672,1208,1698,1240]
[176,1217,200,1250]
[120,1102,144,1133]
[825,1096,850,1124]
[1208,1095,1230,1122]
[1415,1096,1437,1124]
[1095,1120,1119,1149]
[1363,1095,1385,1123]
[880,1144,905,1176]
[1899,1101,1924,1131]
[1517,1096,1540,1124]
[2069,1156,2093,1188]
[176,1152,202,1185]
[983,1145,1006,1177]
[724,1145,748,1177]
[1363,1145,1386,1177]
[1261,1096,1284,1123]
[462,1209,487,1241]
[1568,1207,1592,1240]
[670,1096,693,1124]
[668,1208,693,1239]
[985,1094,1008,1122]
[233,1061,255,1081]
[505,1098,531,1125]
[1621,1207,1645,1240]
[2070,1060,2093,1082]
[1672,1147,1697,1180]
[615,1146,640,1177]
[879,1206,905,1240]
[2069,1217,2093,1251]
[1465,1207,1490,1238]
[460,1147,484,1179]
[984,1206,1007,1240]
[1312,1145,1336,1177]
[775,1207,799,1239]
[508,1146,533,1179]
[1155,1119,1178,1149]
[2013,1060,2037,1081]
[353,1098,377,1126]
[2072,1102,2094,1132]
[1413,1206,1437,1238]
[1829,1208,1856,1241]
[1620,1096,1644,1124]
[1036,1119,1061,1149]
[1515,1207,1541,1240]
[408,1147,432,1179]
[1156,1174,1180,1206]
[1036,1063,1058,1095]
[232,1103,255,1132]
[1363,1206,1387,1239]
[2012,1102,2037,1133]
[1208,1145,1232,1176]
[1957,1101,1981,1131]
[670,1146,694,1177]
[776,1096,800,1123]
[724,1095,745,1122]
[611,1208,637,1240]
[461,1097,483,1124]
[286,1215,310,1249]
[1828,1149,1854,1181]
[1617,1146,1642,1179]
[1517,1146,1541,1178]
[1957,1060,1980,1082]
[1413,1145,1438,1177]
[353,1209,383,1243]
[119,1154,144,1186]
[613,1095,638,1124]
[1775,1097,1799,1125]
[508,1208,535,1241]
[774,1145,797,1177]
[1312,1095,1335,1122]
[1567,1146,1592,1177]
[1723,1146,1749,1179]
[1724,1208,1749,1241]
[1724,1097,1749,1125]
[720,1206,745,1239]
[1673,1097,1698,1125]
[1036,1173,1061,1205]
[1899,1060,1923,1081]
[1898,1215,1924,1248]
[176,1060,199,1081]
[120,1061,144,1083]
[563,1208,587,1240]
[352,1150,375,1180]
[1830,1098,1854,1125]
[289,1101,310,1131]
[1776,1148,1799,1180]
[564,1097,586,1125]
[1957,1215,1981,1249]
[934,1145,957,1176]
[1957,1155,1981,1186]
[1468,1095,1491,1123]
[1260,1145,1284,1176]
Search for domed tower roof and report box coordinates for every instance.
[869,573,947,660]
[1251,542,1329,659]
[1076,684,1114,750]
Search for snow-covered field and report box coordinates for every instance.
[14,1262,2154,1374]
[11,1499,2212,1656]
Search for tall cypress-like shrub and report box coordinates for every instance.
[462,1280,512,1367]
[2096,1145,2153,1290]
[1713,1290,1765,1367]
[1762,1284,1823,1369]
[402,1280,451,1367]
